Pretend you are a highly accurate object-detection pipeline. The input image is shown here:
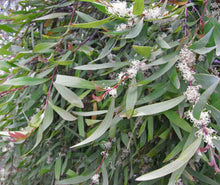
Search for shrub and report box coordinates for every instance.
[0,0,220,184]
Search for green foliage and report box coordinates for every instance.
[0,0,220,185]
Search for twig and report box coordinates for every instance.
[90,138,113,185]
[184,6,188,37]
[43,66,58,110]
[74,29,99,52]
[189,0,201,17]
[43,2,79,110]
[0,86,28,98]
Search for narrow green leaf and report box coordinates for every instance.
[33,42,57,53]
[76,45,94,56]
[46,2,77,9]
[76,10,97,22]
[214,26,220,56]
[72,110,107,117]
[49,101,77,121]
[136,83,169,105]
[0,25,17,33]
[133,45,152,59]
[145,52,178,67]
[138,120,147,137]
[121,95,185,117]
[213,139,220,153]
[4,77,48,86]
[148,117,154,141]
[55,156,62,180]
[190,27,214,49]
[0,48,13,55]
[126,78,138,118]
[124,20,144,39]
[33,13,70,21]
[24,105,53,155]
[133,0,144,15]
[168,165,186,185]
[29,110,44,128]
[36,67,55,78]
[168,67,180,89]
[56,171,95,184]
[71,98,115,148]
[24,126,43,156]
[136,136,202,181]
[55,75,95,89]
[67,16,114,28]
[9,51,32,62]
[164,111,192,133]
[102,162,109,185]
[194,74,220,91]
[187,168,219,185]
[85,119,101,126]
[156,36,172,49]
[41,104,54,131]
[193,80,219,119]
[78,116,85,137]
[192,46,216,54]
[109,124,117,138]
[206,104,220,126]
[170,121,182,140]
[121,132,129,147]
[51,60,73,65]
[74,62,129,70]
[147,139,166,158]
[54,83,84,108]
[136,54,178,86]
[92,38,117,63]
[164,136,187,162]
[159,128,171,140]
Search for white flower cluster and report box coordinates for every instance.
[107,1,140,31]
[176,45,220,148]
[116,23,127,32]
[127,59,148,79]
[143,6,168,20]
[107,1,134,18]
[0,168,7,181]
[103,141,112,149]
[106,87,117,97]
[195,127,220,148]
[183,85,201,103]
[117,72,126,83]
[185,110,211,128]
[105,1,178,32]
[176,45,196,82]
[185,109,220,148]
[91,174,100,184]
[179,46,196,67]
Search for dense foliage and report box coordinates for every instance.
[0,0,220,184]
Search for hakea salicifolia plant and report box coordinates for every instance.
[96,0,178,31]
[177,45,220,173]
[92,59,148,102]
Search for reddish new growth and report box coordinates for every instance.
[8,131,28,142]
[8,128,35,142]
[197,145,220,173]
[92,74,129,102]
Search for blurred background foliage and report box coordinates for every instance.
[0,0,220,184]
